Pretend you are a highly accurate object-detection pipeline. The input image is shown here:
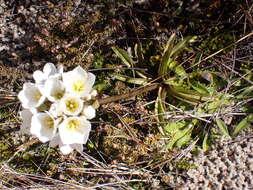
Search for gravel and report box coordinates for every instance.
[168,135,253,190]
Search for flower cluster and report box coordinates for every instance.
[18,63,97,154]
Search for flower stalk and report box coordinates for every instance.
[96,83,162,105]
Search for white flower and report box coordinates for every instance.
[61,95,83,116]
[30,113,57,143]
[33,63,62,84]
[62,66,95,97]
[41,78,65,102]
[49,102,63,118]
[82,105,96,120]
[59,143,83,155]
[18,83,46,109]
[20,109,33,135]
[83,89,98,101]
[18,64,96,155]
[90,89,98,98]
[49,135,83,155]
[58,116,91,145]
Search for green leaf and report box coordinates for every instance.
[165,124,193,150]
[164,121,187,133]
[166,60,186,77]
[158,58,171,79]
[112,46,134,67]
[163,77,183,86]
[113,74,149,85]
[237,86,253,99]
[216,118,230,136]
[155,98,164,122]
[155,87,167,122]
[192,52,203,66]
[189,81,210,95]
[174,64,186,76]
[136,71,149,79]
[159,34,176,79]
[175,132,192,148]
[206,95,232,113]
[134,43,144,63]
[93,82,111,92]
[168,86,210,105]
[163,33,176,57]
[232,114,253,136]
[166,60,177,70]
[159,34,192,81]
[170,36,193,58]
[202,133,209,151]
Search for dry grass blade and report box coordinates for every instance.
[0,95,18,108]
[7,139,40,163]
[0,164,83,190]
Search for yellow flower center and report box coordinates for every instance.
[72,80,85,93]
[44,117,54,129]
[34,90,42,102]
[65,99,79,112]
[53,91,64,100]
[67,119,80,131]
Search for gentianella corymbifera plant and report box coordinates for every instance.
[18,63,97,155]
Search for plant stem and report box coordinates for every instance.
[97,83,161,105]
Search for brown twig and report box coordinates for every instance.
[97,83,161,105]
[240,3,253,25]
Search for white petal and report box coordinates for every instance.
[49,135,82,155]
[33,70,46,84]
[33,63,61,85]
[82,105,96,120]
[49,102,63,117]
[60,144,74,155]
[18,89,29,108]
[75,72,95,98]
[57,64,64,74]
[20,109,33,134]
[59,143,83,154]
[62,66,96,97]
[87,72,96,91]
[30,113,57,143]
[90,89,98,98]
[43,63,57,78]
[18,83,45,109]
[74,66,88,78]
[49,134,61,147]
[82,132,90,144]
[59,116,91,145]
[83,94,92,101]
[70,143,83,153]
[42,78,65,102]
[30,108,38,114]
[61,95,83,116]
